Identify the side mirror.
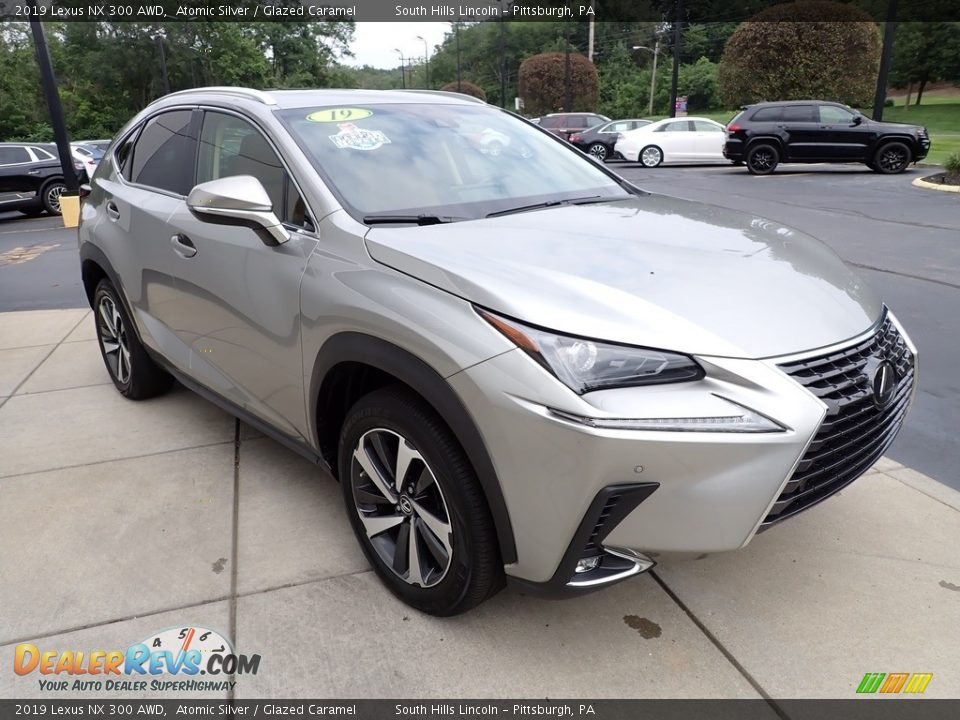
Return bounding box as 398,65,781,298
187,175,289,246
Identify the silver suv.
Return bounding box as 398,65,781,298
79,88,917,615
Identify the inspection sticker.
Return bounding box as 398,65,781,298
328,122,391,151
307,107,374,123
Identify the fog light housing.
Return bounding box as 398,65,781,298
575,556,602,574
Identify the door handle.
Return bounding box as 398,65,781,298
105,201,120,220
170,233,197,258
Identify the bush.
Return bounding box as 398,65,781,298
718,1,881,108
440,81,487,102
518,52,599,116
945,152,960,177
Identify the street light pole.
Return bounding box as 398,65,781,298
394,48,406,89
415,35,430,88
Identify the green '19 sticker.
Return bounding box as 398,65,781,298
306,108,374,123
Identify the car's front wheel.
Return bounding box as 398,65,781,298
93,279,173,399
747,143,779,175
338,386,503,616
872,142,912,174
588,143,608,161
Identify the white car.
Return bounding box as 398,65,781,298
615,117,728,167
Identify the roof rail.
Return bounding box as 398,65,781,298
391,89,486,105
149,87,277,106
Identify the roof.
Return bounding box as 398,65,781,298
151,87,487,109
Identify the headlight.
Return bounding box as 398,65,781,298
478,308,704,394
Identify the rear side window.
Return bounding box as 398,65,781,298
782,105,816,122
0,146,30,164
129,110,197,195
751,107,782,122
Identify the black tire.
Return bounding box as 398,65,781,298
587,143,608,161
872,141,912,174
746,143,779,175
40,179,67,215
93,279,173,400
338,385,503,616
639,145,663,168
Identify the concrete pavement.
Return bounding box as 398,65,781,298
1,308,958,700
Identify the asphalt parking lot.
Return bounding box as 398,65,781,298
1,165,959,701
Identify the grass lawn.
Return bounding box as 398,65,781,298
661,101,960,166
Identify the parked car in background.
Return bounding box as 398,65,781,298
0,142,83,216
72,142,106,182
80,88,916,616
615,117,728,167
569,119,651,161
724,100,931,175
538,112,610,141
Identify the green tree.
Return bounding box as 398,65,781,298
718,1,881,108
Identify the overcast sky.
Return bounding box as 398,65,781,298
347,23,452,69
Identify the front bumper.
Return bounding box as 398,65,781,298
448,313,916,592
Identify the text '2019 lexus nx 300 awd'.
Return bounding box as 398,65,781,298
79,88,916,615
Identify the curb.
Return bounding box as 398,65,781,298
912,176,960,193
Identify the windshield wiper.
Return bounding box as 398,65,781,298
362,213,465,226
485,195,612,218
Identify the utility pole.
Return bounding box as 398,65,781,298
155,34,170,95
394,49,406,89
564,25,573,112
27,7,78,195
872,0,899,121
669,0,682,118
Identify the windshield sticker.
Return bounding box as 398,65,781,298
307,107,373,123
329,123,391,151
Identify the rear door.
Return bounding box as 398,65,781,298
778,105,819,160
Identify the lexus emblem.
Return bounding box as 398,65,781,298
872,360,896,408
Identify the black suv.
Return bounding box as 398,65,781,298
0,143,83,216
724,101,930,175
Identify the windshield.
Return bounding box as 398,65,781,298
277,103,630,221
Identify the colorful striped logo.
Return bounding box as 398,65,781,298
857,672,933,694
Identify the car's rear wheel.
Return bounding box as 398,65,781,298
94,279,173,399
338,386,503,616
747,144,779,175
40,180,67,215
588,143,608,161
873,142,912,174
640,145,663,168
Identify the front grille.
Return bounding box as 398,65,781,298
763,314,915,525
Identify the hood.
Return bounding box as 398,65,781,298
364,196,881,359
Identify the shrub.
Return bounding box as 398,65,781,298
440,81,487,102
518,52,599,116
718,1,881,108
945,152,960,178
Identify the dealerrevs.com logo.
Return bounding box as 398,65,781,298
14,626,260,692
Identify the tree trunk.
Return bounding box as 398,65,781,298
915,77,927,106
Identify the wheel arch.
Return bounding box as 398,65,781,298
309,332,518,564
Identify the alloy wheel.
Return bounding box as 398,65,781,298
641,146,662,167
46,184,65,213
878,146,907,173
97,295,131,384
589,143,608,161
350,428,453,588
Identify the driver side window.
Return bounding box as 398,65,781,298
197,111,309,229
